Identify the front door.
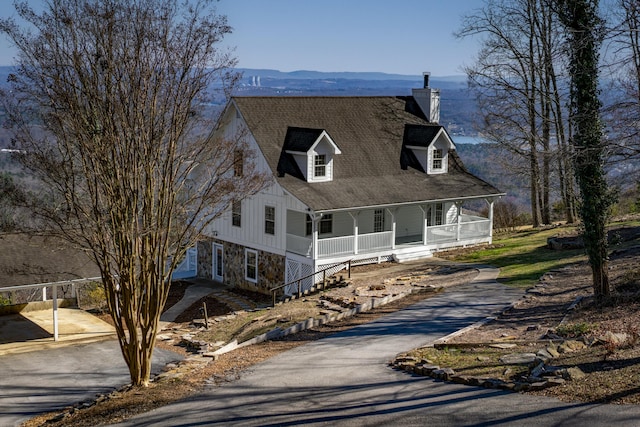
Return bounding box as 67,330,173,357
213,243,224,282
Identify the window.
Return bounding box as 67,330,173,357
432,148,443,170
306,214,312,236
232,200,241,227
245,249,257,283
427,203,444,226
314,154,326,177
434,203,444,226
374,209,385,233
319,214,332,234
264,206,275,235
234,150,244,177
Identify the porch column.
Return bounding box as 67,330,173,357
487,198,495,239
419,205,428,245
311,213,320,259
456,202,463,241
52,285,59,341
387,208,397,249
349,211,360,255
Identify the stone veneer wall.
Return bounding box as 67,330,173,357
197,239,286,295
197,240,213,280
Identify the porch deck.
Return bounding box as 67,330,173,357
286,216,491,259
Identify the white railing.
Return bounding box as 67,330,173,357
358,231,393,252
460,219,491,239
318,235,354,257
286,234,312,257
286,218,491,259
427,224,457,243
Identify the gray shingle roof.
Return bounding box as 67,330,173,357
233,96,502,211
283,127,326,153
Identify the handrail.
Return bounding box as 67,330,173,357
270,260,352,307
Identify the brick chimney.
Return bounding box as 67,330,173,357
412,72,440,123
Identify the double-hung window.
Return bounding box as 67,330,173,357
232,200,241,227
265,206,275,235
432,148,443,170
314,154,326,178
245,249,257,283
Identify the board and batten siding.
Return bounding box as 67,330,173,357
207,107,310,256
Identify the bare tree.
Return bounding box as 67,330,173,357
458,0,577,226
604,0,640,166
0,0,267,386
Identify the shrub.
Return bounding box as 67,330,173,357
555,322,594,338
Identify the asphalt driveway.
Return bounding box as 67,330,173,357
0,341,181,427
116,268,640,426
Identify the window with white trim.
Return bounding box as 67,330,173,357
232,200,241,227
264,206,275,235
432,148,443,170
374,209,385,233
427,203,444,226
245,249,257,283
314,154,326,178
434,203,444,226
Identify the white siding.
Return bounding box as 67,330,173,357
207,105,311,256
445,203,457,224
395,206,423,237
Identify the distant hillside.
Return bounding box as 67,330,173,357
234,69,476,136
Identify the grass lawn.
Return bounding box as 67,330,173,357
450,219,640,288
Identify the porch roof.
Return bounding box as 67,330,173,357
234,96,502,211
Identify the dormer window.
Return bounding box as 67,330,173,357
314,154,326,178
404,125,454,175
283,127,341,183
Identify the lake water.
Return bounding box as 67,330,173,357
451,135,488,145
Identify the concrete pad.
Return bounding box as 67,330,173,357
0,308,115,356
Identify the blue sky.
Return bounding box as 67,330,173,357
0,0,483,76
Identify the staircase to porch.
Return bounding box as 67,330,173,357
392,246,433,263
277,273,350,305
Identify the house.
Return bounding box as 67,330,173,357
196,75,503,295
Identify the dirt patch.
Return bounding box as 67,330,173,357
422,226,640,404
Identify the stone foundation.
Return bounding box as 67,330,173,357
197,239,286,295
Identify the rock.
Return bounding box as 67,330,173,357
432,368,455,380
558,340,586,353
527,324,541,331
546,346,560,358
450,375,471,385
490,343,517,349
499,353,537,365
564,366,586,380
530,362,545,378
536,349,553,361
477,356,491,362
513,382,530,392
156,334,173,341
503,368,513,377
546,378,566,387
420,364,440,374
529,381,550,391
600,331,629,347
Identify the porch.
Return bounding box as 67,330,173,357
286,207,493,260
